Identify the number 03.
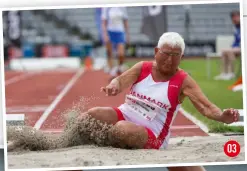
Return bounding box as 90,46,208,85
228,144,237,153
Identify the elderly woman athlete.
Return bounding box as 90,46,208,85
80,32,239,149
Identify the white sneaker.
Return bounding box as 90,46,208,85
119,64,129,73
226,73,235,80
103,65,111,73
109,66,119,77
214,73,235,80
214,73,227,80
222,73,235,80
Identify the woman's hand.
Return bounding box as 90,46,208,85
101,80,120,96
220,108,239,124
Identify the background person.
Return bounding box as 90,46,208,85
101,7,130,77
214,10,241,80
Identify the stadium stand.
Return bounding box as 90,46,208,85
15,4,239,46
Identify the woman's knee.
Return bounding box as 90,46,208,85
87,107,101,117
85,107,118,124
112,121,129,135
110,121,148,148
221,49,228,56
77,107,100,121
222,48,236,57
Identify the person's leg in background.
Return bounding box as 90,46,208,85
116,31,128,75
117,43,128,74
101,12,115,73
107,31,118,77
108,31,128,78
226,47,241,79
117,43,125,69
105,40,114,72
214,47,241,80
168,166,207,171
221,49,230,77
103,30,114,73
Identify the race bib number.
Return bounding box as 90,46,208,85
125,95,162,121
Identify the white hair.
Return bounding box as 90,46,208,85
157,32,185,54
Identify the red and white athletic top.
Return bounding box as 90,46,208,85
118,61,188,149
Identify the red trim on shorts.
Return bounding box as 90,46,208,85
113,107,125,121
113,107,159,149
143,128,160,149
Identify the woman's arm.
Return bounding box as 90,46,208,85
114,61,143,92
181,75,239,123
101,61,143,96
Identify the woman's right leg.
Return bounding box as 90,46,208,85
78,107,119,125
79,107,150,149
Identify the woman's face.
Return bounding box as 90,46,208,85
154,44,183,74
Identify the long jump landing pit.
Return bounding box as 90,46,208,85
6,69,245,169
7,136,245,169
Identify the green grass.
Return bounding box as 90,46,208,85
126,58,244,133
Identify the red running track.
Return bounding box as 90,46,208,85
5,70,76,127
5,69,208,137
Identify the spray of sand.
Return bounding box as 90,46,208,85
7,96,116,152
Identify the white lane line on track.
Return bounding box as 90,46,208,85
34,68,84,130
5,72,39,86
5,69,77,86
171,125,199,130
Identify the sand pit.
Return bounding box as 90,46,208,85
7,135,244,169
